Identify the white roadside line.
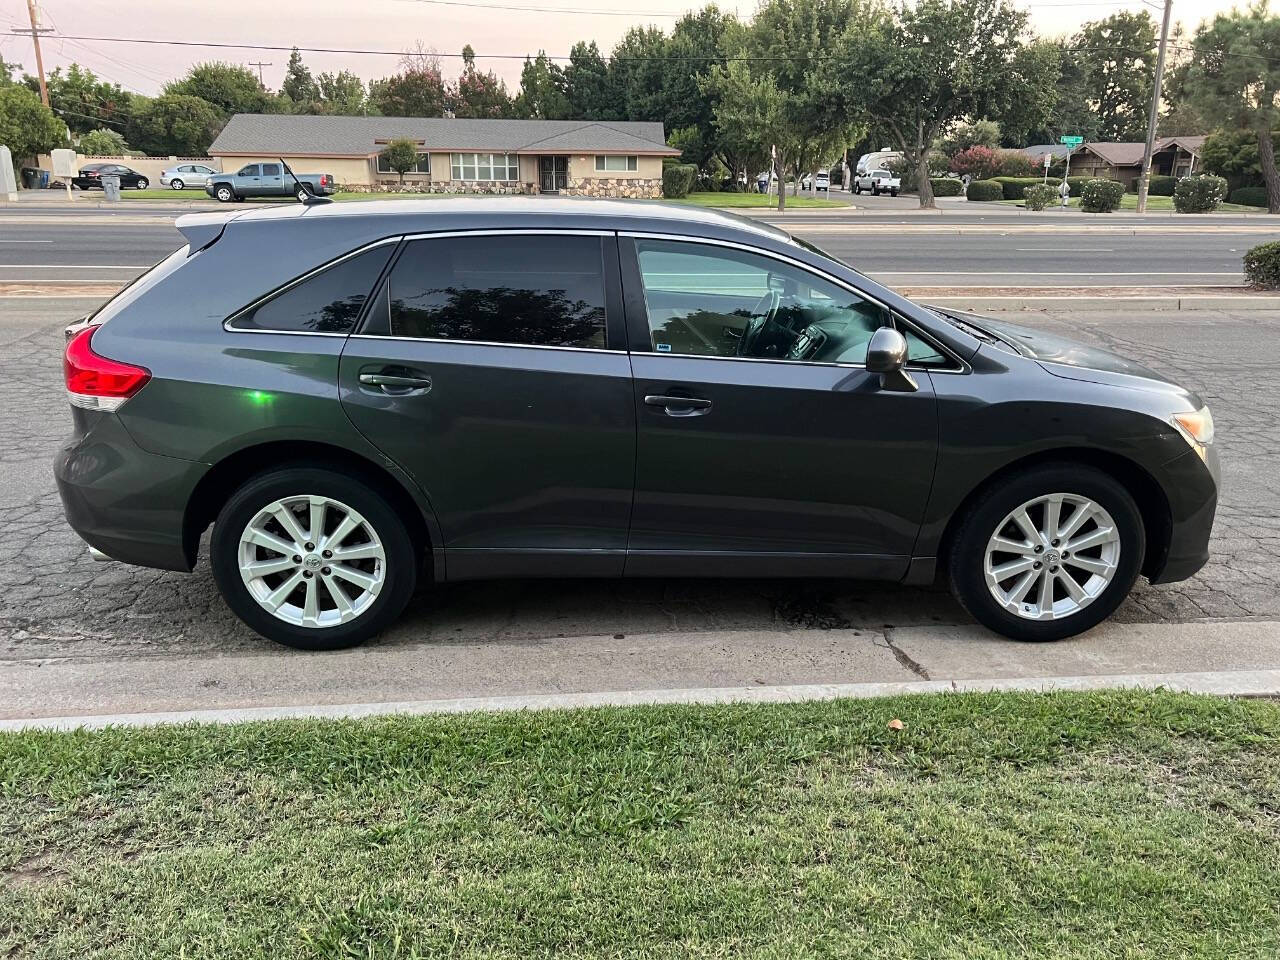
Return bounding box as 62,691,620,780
5,669,1279,731
0,240,53,243
0,264,144,270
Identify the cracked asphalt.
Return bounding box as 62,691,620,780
2,297,1278,670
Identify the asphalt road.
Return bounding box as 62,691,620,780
0,214,1272,287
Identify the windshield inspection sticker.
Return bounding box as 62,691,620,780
656,343,672,352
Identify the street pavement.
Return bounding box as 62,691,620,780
2,295,1278,723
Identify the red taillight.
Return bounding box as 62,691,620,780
64,326,150,411
320,174,329,186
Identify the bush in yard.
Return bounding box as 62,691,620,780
78,127,128,155
966,179,1004,201
993,176,1061,200
1173,174,1228,213
1064,176,1093,197
1023,183,1058,210
1148,175,1177,196
1229,185,1269,207
662,163,697,199
929,177,963,196
950,146,1002,181
1243,241,1280,289
1081,178,1124,212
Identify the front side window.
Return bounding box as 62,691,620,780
238,165,260,177
633,239,888,364
595,155,638,172
449,153,518,181
382,234,606,349
229,245,395,334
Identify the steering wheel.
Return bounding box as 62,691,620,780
738,288,781,357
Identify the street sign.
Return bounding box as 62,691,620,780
1043,153,1052,168
1060,135,1083,146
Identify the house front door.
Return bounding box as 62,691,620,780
539,156,568,193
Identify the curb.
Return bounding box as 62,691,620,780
5,668,1279,731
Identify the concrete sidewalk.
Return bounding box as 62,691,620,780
4,619,1277,729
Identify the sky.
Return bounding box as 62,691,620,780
0,0,1253,97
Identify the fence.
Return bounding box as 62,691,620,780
34,154,222,184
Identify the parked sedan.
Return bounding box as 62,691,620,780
160,163,219,190
71,163,149,190
55,200,1218,650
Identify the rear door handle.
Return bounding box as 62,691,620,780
359,370,432,395
644,394,712,417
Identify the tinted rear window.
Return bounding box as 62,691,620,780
381,234,607,349
229,245,394,334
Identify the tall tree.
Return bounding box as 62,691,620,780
370,47,448,117
661,5,736,164
706,60,793,207
823,0,1030,207
609,27,669,120
125,93,223,155
24,64,130,135
1183,3,1280,213
449,45,511,118
0,83,67,165
988,39,1061,146
1073,12,1157,141
316,71,369,115
281,47,320,105
165,62,272,116
563,41,616,120
513,52,570,119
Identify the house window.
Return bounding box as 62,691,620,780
595,155,638,172
450,153,519,181
377,152,430,174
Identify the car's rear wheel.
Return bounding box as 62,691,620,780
948,463,1144,641
295,186,310,201
169,179,184,190
215,185,234,202
210,467,417,650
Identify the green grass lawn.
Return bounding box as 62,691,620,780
995,194,1258,213
682,191,846,208
3,690,1279,959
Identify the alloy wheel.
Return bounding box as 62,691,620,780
170,180,184,190
237,494,386,629
983,492,1120,621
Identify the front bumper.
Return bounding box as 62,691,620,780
54,411,207,572
1146,444,1220,584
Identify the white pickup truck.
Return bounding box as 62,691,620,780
852,168,900,197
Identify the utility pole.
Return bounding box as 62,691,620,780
1136,0,1174,214
10,0,54,106
249,61,272,85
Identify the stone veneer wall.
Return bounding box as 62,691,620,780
341,177,663,198
562,177,663,199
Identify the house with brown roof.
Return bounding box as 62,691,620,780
208,114,681,197
1070,136,1206,184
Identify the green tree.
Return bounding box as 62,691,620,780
1201,127,1280,191
662,6,737,170
380,137,421,184
1184,3,1280,212
609,27,669,120
165,62,271,116
25,64,130,135
989,39,1062,146
824,0,1031,207
78,127,127,155
281,48,320,105
564,41,616,120
370,48,448,117
316,71,368,115
0,84,67,167
1,57,18,85
512,52,570,119
449,46,511,118
1073,12,1157,141
939,119,1001,156
706,60,792,207
125,94,223,155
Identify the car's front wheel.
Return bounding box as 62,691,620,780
136,178,149,190
948,463,1145,641
210,467,417,650
169,179,184,190
214,185,234,202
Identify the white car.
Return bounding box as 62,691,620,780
853,169,901,197
159,163,219,190
801,172,831,191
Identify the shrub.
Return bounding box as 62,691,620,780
1023,183,1058,211
1229,185,1269,207
1081,178,1124,212
950,146,1001,181
662,164,697,199
1148,175,1177,196
1173,174,1228,213
992,176,1061,200
1064,176,1093,197
994,149,1038,177
929,177,963,196
1243,240,1280,289
966,179,1004,201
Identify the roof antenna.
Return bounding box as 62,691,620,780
282,158,333,205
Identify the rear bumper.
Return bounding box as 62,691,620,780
54,412,207,573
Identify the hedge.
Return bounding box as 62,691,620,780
662,164,697,199
1081,178,1124,213
1125,174,1177,196
1023,183,1058,211
992,176,1061,200
929,177,963,196
1229,186,1269,208
1173,174,1228,213
1064,176,1093,197
966,179,1004,201
1244,241,1280,289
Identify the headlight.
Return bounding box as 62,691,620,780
1171,406,1214,456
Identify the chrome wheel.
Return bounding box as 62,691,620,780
237,495,386,629
983,493,1120,621
169,179,184,190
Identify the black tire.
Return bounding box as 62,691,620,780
947,462,1145,642
169,179,184,190
210,466,418,651
872,185,880,196
214,184,234,203
890,189,898,197
136,178,149,190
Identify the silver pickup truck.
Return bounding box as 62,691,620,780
205,162,335,202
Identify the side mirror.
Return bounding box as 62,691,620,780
866,327,918,393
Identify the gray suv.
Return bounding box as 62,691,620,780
55,199,1218,650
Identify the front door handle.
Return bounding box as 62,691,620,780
359,370,432,395
644,394,712,417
